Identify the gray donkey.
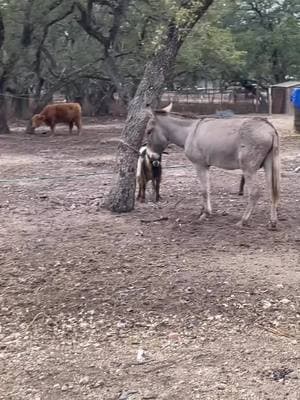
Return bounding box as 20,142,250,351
145,104,280,228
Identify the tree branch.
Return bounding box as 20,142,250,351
0,10,5,51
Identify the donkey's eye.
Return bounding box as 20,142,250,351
146,128,153,135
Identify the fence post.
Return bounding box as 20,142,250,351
295,107,300,133
268,87,272,115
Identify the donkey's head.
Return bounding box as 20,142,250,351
145,103,173,156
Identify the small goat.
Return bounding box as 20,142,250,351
136,145,162,202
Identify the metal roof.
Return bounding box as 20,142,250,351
272,81,300,88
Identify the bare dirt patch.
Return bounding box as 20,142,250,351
0,116,300,400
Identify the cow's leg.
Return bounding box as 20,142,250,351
49,123,55,136
239,175,245,196
195,165,211,219
69,122,74,135
237,170,260,226
75,119,82,135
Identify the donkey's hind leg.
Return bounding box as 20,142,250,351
238,171,260,226
195,165,212,219
264,155,278,229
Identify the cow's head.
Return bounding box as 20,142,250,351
32,114,46,128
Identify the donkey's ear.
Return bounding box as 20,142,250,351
161,102,173,113
145,103,155,118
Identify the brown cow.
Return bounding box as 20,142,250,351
31,102,82,135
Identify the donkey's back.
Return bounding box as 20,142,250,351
185,117,275,171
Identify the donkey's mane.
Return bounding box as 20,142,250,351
154,110,211,119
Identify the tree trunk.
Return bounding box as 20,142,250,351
104,24,183,212
105,1,214,212
0,80,9,134
271,49,286,84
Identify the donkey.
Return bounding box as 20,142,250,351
145,104,280,228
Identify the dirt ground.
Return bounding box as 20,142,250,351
0,115,299,400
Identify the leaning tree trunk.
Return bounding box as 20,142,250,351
105,0,214,212
104,24,184,212
0,80,10,134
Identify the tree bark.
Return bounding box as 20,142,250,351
105,21,183,211
104,0,213,213
104,0,214,212
0,80,9,134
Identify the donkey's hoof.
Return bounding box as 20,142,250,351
267,221,278,231
236,219,248,228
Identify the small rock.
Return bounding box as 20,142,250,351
136,348,146,363
217,383,227,390
280,298,290,304
61,384,68,392
168,332,180,341
289,371,299,380
93,381,104,388
294,166,300,173
119,390,138,400
271,367,293,381
143,390,158,399
79,376,90,385
262,300,272,309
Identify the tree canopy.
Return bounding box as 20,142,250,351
0,0,298,132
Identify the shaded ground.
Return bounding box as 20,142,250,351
0,115,300,400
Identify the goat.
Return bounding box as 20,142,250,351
136,145,163,202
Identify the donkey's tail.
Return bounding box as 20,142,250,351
261,118,280,206
271,128,280,207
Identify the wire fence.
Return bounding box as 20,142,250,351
0,164,194,185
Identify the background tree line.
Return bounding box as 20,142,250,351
0,0,299,134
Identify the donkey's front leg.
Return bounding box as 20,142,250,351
195,165,212,219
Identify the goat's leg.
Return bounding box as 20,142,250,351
152,178,160,202
239,175,245,196
195,165,211,219
137,182,142,201
237,171,260,226
139,181,146,203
